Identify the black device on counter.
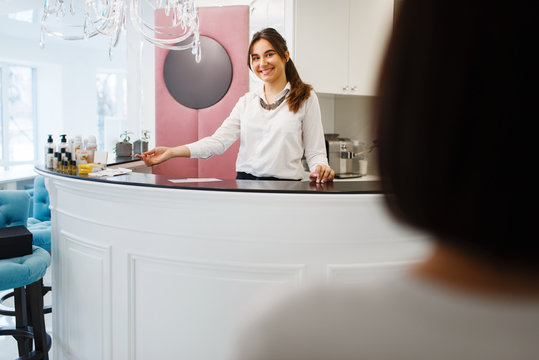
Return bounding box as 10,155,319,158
0,225,33,260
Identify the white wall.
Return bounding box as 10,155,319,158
318,94,335,133
1,1,287,163
0,11,126,164
315,93,380,175
315,94,380,175
334,95,379,175
126,21,155,149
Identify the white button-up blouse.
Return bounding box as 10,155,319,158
186,83,329,180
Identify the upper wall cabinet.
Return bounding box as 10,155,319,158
294,0,394,96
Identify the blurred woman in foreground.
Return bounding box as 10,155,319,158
234,1,538,359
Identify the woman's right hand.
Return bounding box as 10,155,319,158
135,147,173,167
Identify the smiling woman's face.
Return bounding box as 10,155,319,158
250,39,288,85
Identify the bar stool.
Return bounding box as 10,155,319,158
25,176,53,315
1,186,52,317
0,246,52,360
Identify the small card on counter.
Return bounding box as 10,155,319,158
169,178,222,183
89,168,133,177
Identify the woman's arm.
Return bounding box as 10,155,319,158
136,145,190,166
136,95,246,167
302,92,335,182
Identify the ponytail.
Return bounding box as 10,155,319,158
285,59,312,113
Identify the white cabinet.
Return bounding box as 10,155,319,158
294,0,394,96
294,0,349,94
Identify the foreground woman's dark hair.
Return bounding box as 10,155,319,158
376,0,536,273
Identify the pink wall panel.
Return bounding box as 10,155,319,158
198,6,249,179
154,9,198,177
154,6,249,179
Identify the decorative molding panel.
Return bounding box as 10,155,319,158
127,253,304,360
61,231,112,360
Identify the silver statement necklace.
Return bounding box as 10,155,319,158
260,89,289,110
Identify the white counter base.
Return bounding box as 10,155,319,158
41,172,431,360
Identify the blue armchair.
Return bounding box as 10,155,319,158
1,176,51,251
26,176,51,251
1,177,53,318
0,192,52,358
0,191,30,229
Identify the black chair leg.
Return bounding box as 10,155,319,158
14,287,32,356
42,284,52,315
26,278,51,360
1,284,53,316
0,291,16,316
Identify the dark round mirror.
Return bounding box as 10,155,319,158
163,36,233,109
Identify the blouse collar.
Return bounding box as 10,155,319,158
255,82,291,105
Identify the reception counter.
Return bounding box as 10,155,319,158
35,167,431,360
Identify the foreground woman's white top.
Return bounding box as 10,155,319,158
234,275,539,360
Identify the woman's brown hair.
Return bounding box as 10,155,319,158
248,28,312,113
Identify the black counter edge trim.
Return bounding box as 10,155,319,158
35,167,383,194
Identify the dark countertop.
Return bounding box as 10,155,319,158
35,166,383,194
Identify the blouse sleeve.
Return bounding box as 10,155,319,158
302,91,329,171
185,96,244,159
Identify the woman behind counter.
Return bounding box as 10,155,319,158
138,28,335,183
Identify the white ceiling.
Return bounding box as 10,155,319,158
0,0,281,12
0,0,256,14
0,0,42,15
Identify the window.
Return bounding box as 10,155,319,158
0,64,37,169
96,71,127,152
8,10,36,23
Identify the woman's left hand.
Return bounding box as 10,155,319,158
309,164,335,183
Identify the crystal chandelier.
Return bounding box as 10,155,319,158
40,0,201,61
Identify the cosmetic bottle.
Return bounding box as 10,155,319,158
46,148,54,169
56,153,62,172
44,135,56,166
86,135,97,163
72,135,82,160
58,134,69,154
70,160,77,175
53,152,60,171
76,150,89,167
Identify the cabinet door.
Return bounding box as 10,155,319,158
294,0,349,94
348,0,394,96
